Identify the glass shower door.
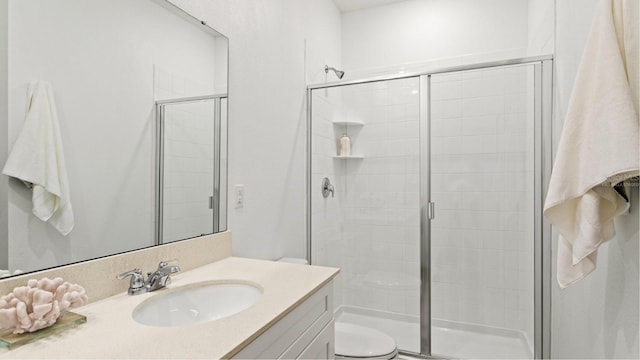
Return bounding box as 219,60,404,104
157,98,221,244
428,64,537,359
310,77,422,353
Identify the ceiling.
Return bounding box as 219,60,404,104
332,0,409,13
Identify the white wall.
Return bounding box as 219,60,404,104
169,0,342,260
7,0,218,272
0,0,7,270
341,0,529,77
527,0,555,55
551,0,640,358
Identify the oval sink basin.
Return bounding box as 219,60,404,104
132,281,263,327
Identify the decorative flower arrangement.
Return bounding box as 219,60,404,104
0,278,87,334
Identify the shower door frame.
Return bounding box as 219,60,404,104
306,55,553,359
155,94,227,245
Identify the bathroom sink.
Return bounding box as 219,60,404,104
132,281,263,327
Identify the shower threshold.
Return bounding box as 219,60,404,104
335,306,533,359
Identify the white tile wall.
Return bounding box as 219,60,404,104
430,65,535,349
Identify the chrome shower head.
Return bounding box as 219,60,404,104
325,65,345,79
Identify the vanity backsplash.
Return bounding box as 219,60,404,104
0,232,232,304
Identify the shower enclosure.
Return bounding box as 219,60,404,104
155,95,228,245
307,57,553,359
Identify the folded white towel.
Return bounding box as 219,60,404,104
2,81,74,235
544,0,639,288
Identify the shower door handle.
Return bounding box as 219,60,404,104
427,202,435,220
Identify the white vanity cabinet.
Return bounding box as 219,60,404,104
233,281,335,359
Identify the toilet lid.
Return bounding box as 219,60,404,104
335,322,397,358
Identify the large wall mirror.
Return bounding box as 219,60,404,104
0,0,228,276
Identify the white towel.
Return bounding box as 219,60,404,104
544,0,639,288
2,81,74,235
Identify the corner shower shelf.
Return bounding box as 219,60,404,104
333,155,364,159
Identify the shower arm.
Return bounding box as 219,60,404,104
325,65,345,80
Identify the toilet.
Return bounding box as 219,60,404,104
334,322,398,359
276,258,398,359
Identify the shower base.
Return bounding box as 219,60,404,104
335,306,533,359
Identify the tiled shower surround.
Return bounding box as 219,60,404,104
311,65,535,357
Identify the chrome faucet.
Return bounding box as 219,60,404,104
146,261,181,292
116,261,181,295
116,268,146,295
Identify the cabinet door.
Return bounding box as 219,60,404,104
298,320,335,360
233,281,333,359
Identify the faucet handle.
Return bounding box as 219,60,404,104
116,269,145,294
321,177,335,198
116,268,142,280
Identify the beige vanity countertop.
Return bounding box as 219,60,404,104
0,257,340,359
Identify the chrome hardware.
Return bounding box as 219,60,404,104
427,202,435,220
116,269,146,295
321,177,334,198
146,260,181,293
116,260,181,295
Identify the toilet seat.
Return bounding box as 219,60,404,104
335,322,398,359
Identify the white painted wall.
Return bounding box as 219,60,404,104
7,0,218,272
341,0,529,76
527,0,555,55
551,0,639,358
0,1,7,270
168,0,342,260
